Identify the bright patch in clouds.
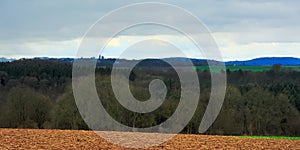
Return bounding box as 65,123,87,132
103,34,203,59
107,38,121,47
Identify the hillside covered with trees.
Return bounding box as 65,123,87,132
0,59,299,136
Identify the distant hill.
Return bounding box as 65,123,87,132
1,57,300,66
225,57,300,66
163,57,300,66
0,57,15,62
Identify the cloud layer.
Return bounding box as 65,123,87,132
0,0,299,60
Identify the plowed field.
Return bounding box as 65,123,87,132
0,129,299,149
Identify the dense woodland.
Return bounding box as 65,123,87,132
0,59,299,136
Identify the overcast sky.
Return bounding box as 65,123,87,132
0,0,299,60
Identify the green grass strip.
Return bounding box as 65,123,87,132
237,136,300,140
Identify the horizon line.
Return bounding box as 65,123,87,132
1,56,300,62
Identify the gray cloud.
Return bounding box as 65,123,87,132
0,0,299,59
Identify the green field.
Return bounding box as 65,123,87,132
237,136,300,140
193,66,300,73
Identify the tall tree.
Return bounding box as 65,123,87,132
7,85,50,128
51,85,87,130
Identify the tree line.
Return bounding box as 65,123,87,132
0,59,299,136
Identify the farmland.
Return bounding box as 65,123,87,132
0,129,300,149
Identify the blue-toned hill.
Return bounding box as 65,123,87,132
226,57,300,66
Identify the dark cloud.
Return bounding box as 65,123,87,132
0,0,298,39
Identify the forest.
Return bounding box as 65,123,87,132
0,58,299,136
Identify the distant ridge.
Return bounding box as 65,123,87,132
225,57,300,66
1,57,300,66
0,57,15,62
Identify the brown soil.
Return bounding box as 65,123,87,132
0,129,299,149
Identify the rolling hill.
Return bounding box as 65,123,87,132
225,57,300,66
